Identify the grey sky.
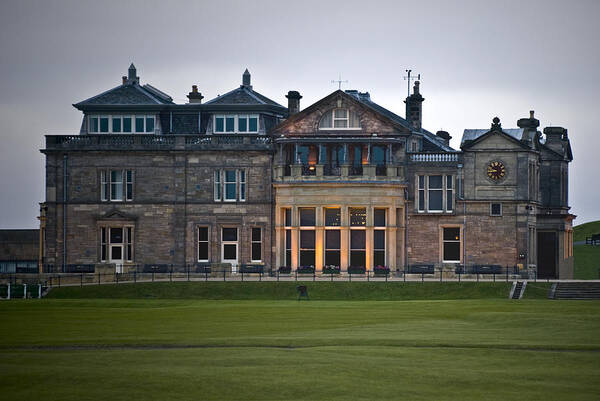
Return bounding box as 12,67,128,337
0,0,598,228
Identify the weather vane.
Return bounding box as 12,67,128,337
331,74,348,90
403,69,421,97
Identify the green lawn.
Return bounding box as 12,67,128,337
574,244,600,279
44,281,549,301
1,298,599,400
573,220,600,242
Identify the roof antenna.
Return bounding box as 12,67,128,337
331,74,348,90
403,70,420,97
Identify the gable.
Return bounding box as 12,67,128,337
272,90,411,136
463,130,528,151
75,84,170,107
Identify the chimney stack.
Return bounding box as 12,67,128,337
122,76,127,85
187,85,204,104
436,130,451,147
242,69,251,89
405,81,424,130
286,91,302,115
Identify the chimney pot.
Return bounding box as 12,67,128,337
187,85,204,104
530,110,535,119
286,90,302,115
122,76,127,85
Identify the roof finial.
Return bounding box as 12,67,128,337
243,69,251,88
491,116,502,130
127,63,138,84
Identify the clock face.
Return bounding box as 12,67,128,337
487,161,506,181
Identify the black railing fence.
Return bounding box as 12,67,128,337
0,264,542,294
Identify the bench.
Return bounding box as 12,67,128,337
64,264,95,273
143,264,170,273
240,264,264,274
470,264,503,274
194,263,211,273
406,264,435,274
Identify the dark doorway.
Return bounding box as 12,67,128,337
537,232,557,279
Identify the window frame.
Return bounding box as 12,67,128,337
214,169,247,203
214,114,259,133
490,202,502,217
88,114,155,134
416,174,454,213
99,224,134,262
101,169,134,202
197,226,210,262
251,227,262,262
440,225,462,264
318,108,361,130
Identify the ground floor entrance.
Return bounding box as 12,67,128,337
537,231,557,279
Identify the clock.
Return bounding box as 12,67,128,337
487,161,506,181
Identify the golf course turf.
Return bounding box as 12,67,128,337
1,283,599,400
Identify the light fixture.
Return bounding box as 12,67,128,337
309,165,315,171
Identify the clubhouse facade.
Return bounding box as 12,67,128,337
40,65,575,279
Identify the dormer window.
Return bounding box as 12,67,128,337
89,114,155,134
319,109,360,130
214,114,259,133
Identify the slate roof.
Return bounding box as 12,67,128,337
345,90,456,152
205,85,285,108
461,128,524,147
74,82,174,108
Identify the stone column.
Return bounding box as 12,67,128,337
316,227,324,271
291,228,299,269
366,228,373,271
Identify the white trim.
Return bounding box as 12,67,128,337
214,114,259,133
88,114,156,134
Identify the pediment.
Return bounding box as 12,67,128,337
272,90,412,136
464,130,528,151
95,209,137,222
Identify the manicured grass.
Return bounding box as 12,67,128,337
1,299,599,400
573,220,600,242
574,244,600,279
45,281,545,300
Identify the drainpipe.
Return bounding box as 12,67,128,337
404,188,408,271
63,154,68,272
458,163,466,266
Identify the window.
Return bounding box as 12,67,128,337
214,171,221,201
299,208,316,226
89,115,155,134
214,169,247,202
198,227,209,262
318,109,360,129
325,208,341,226
100,225,133,263
442,227,461,263
374,230,385,266
417,175,454,213
222,227,238,266
350,207,366,226
374,209,386,227
251,227,262,262
350,230,366,267
285,229,292,267
224,170,236,201
214,114,259,133
101,170,133,202
284,208,292,227
490,203,502,216
325,230,341,267
300,230,315,267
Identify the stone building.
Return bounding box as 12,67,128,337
40,65,574,278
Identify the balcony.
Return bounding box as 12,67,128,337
277,163,402,181
44,134,272,152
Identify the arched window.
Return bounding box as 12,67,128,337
319,109,360,129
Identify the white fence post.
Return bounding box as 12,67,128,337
23,284,27,299
7,283,10,300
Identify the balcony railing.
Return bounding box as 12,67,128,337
45,134,272,151
375,165,387,176
302,165,316,176
323,165,341,176
409,153,459,162
349,165,363,176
